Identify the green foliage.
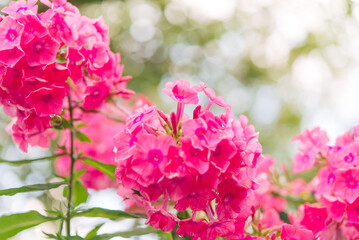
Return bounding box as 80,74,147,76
0,154,67,165
0,211,59,239
74,207,145,219
84,224,105,240
86,227,158,240
63,181,88,207
75,130,91,143
81,158,116,181
0,182,66,196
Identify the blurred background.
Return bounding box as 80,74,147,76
1,0,359,238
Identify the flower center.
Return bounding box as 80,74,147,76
302,154,309,163
33,41,44,53
41,93,53,102
6,29,18,42
148,149,163,164
344,153,354,163
327,173,335,185
133,113,144,124
346,177,358,189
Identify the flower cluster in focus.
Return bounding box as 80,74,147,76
0,0,133,152
115,80,264,239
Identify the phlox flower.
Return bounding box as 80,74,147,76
22,35,60,66
300,203,328,235
0,17,24,51
280,224,314,240
333,168,359,203
162,79,199,104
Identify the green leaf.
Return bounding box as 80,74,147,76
0,211,58,239
0,154,67,165
73,180,88,207
73,169,87,181
81,158,116,181
0,182,66,196
75,131,91,143
74,208,145,220
87,227,158,240
84,223,105,240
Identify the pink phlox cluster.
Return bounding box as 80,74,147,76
0,0,133,152
114,80,264,239
292,127,329,174
291,125,359,238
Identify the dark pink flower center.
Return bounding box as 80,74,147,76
33,41,44,53
223,193,234,205
346,177,358,189
41,93,53,102
133,113,144,124
327,173,335,185
148,149,163,164
207,120,219,133
195,127,206,140
25,24,34,33
6,29,18,41
16,7,28,13
301,154,309,163
344,153,354,163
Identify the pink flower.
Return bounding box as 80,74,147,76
22,35,60,66
162,79,199,104
347,197,359,223
146,209,178,232
26,86,66,116
216,178,249,220
0,17,24,51
82,81,110,110
202,220,236,240
181,137,210,174
280,224,314,240
66,47,84,83
292,150,317,174
314,167,336,196
333,168,359,204
18,13,48,44
131,133,175,186
177,218,207,238
321,195,347,222
0,46,24,67
300,203,328,235
1,0,38,17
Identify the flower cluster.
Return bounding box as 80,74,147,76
288,126,359,239
114,80,264,239
0,0,133,152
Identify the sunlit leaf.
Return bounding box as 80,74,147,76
74,208,145,219
0,182,66,196
81,158,116,181
0,211,58,239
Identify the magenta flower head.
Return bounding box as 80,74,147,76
0,0,133,152
114,80,264,238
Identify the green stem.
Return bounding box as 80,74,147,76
0,154,67,165
66,95,76,236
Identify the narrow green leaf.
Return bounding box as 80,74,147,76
73,180,88,207
73,169,87,181
0,211,58,239
0,182,66,196
84,223,105,240
81,158,116,181
74,208,145,220
87,227,158,240
0,154,67,165
75,131,91,143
